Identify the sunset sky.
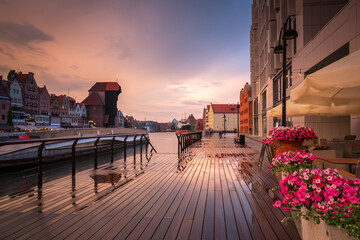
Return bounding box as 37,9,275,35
0,0,252,122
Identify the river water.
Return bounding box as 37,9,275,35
0,132,179,197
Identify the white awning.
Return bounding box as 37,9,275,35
291,49,360,107
268,100,360,117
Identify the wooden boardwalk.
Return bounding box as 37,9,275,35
0,136,300,239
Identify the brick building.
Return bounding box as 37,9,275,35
16,72,39,119
39,86,50,115
82,82,121,127
0,82,11,125
240,83,253,134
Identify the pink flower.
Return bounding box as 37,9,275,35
273,200,282,208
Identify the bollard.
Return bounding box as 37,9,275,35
240,135,245,145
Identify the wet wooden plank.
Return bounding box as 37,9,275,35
0,137,301,240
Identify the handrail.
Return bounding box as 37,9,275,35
0,133,146,146
176,131,202,171
0,132,157,205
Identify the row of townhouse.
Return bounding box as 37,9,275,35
250,0,360,139
0,72,88,128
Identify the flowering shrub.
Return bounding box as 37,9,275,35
273,168,360,238
262,126,316,144
270,150,317,174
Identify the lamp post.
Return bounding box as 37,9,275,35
273,16,298,127
223,114,226,134
237,102,240,137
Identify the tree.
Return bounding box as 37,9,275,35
7,70,16,81
7,109,13,126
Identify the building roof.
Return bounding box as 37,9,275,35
82,92,104,106
211,104,238,113
89,82,121,92
39,87,44,93
16,74,29,84
0,82,10,99
58,95,65,102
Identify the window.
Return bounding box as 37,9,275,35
2,115,5,121
293,18,297,54
2,104,5,110
273,66,292,104
273,76,281,104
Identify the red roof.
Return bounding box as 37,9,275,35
16,74,29,84
58,95,65,102
82,92,104,106
211,104,238,113
79,103,84,108
89,82,121,92
39,87,44,93
0,82,9,98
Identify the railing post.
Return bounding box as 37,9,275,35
94,137,100,169
140,135,143,169
37,141,45,212
71,139,78,197
110,136,116,163
124,136,128,169
133,135,137,168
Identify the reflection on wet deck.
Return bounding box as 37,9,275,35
0,135,300,239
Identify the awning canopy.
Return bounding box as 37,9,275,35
267,100,360,117
291,49,360,107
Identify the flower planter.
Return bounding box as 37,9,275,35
273,140,304,157
275,171,289,183
290,209,302,238
301,218,356,240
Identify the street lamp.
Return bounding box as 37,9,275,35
223,114,226,134
237,102,240,137
273,16,298,127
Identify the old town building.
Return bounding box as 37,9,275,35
7,75,25,125
206,104,238,132
82,82,121,128
240,83,253,134
16,72,40,119
0,81,11,125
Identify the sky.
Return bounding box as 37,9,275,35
0,0,252,122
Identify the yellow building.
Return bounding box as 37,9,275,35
207,104,239,132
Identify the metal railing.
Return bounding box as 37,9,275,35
176,131,202,170
0,133,157,211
